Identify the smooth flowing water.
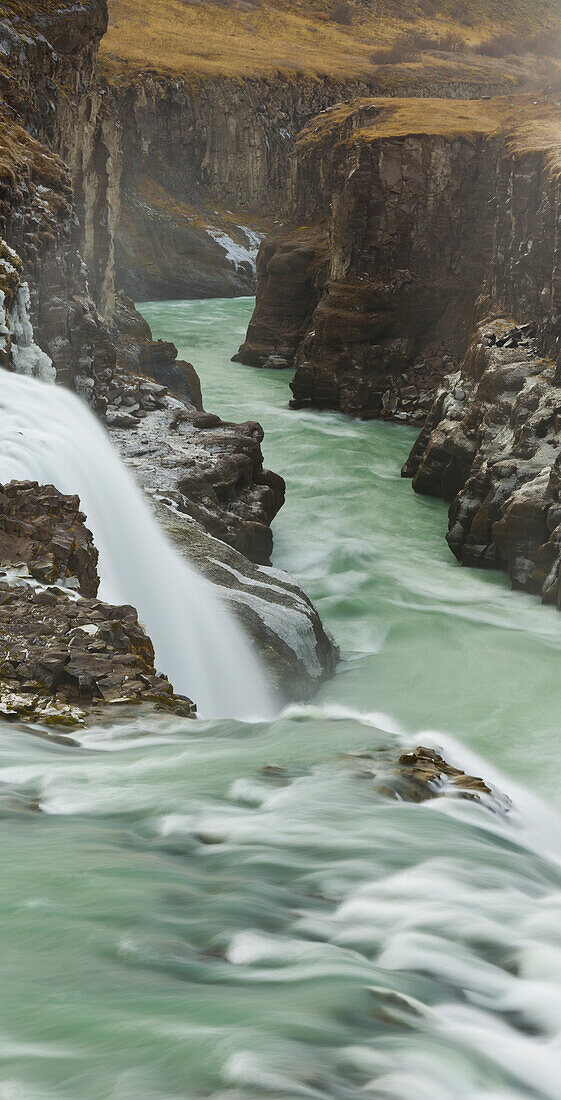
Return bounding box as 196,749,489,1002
3,298,561,1099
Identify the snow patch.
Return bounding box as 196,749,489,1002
206,226,263,274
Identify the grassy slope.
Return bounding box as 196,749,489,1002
296,94,561,148
101,0,561,80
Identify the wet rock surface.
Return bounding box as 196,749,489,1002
0,479,195,728
346,746,502,809
155,501,338,701
105,372,285,566
404,317,561,604
260,745,505,812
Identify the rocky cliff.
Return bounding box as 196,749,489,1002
98,0,561,302
235,90,561,611
400,115,561,606
0,0,338,712
237,96,561,418
108,72,514,302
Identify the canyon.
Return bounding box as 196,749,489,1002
7,6,561,1093
0,0,341,719
3,0,561,721
235,88,561,609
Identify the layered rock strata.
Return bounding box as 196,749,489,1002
0,480,195,728
106,64,514,300
237,96,561,422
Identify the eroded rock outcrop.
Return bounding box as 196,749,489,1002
237,96,561,423
404,318,561,602
106,373,285,566
0,480,195,727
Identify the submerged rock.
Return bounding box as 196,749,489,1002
346,745,505,810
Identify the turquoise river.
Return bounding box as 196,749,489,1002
3,297,561,1099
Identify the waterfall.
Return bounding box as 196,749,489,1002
0,371,275,719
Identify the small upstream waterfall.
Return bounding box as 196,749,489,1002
0,371,275,719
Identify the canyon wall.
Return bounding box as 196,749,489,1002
0,1,337,704
108,71,513,302
237,87,561,607
404,139,561,606
237,98,561,419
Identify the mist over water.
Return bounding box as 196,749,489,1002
3,298,561,1098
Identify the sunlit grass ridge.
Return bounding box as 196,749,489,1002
102,0,561,80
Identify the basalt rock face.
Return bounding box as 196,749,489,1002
110,75,377,301
0,1,120,399
238,97,561,423
106,376,285,566
404,318,561,602
400,118,561,603
237,98,503,418
108,72,512,303
0,0,121,324
0,480,195,728
0,481,99,597
289,131,494,418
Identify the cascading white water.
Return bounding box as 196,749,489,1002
0,371,275,719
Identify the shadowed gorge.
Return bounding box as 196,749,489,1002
4,0,561,1096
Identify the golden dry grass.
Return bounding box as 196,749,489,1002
293,93,561,177
130,172,271,235
101,0,561,80
0,120,68,190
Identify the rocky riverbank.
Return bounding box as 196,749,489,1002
0,481,195,729
403,317,561,605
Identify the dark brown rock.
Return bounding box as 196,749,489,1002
404,317,561,599
0,481,99,597
346,745,501,808
0,479,195,726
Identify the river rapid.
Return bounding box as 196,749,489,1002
3,297,561,1098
